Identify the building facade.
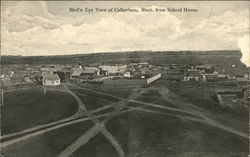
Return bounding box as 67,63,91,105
42,74,61,86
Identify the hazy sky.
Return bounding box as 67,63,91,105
1,1,249,56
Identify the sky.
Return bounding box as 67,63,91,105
1,1,249,56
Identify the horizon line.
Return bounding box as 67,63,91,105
1,49,241,57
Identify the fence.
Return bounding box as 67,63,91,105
146,73,161,84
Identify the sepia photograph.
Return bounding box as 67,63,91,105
0,1,249,157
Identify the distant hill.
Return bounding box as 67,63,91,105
1,50,243,65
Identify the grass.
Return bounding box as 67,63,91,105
72,88,120,102
156,81,249,135
106,111,248,157
3,85,248,157
2,88,78,135
2,121,95,157
77,83,138,98
153,99,177,108
140,89,162,97
173,86,248,122
135,96,161,103
3,79,248,157
76,94,112,111
71,134,117,157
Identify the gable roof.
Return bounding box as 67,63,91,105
43,74,60,81
72,68,96,76
81,69,96,74
187,71,200,77
72,69,83,76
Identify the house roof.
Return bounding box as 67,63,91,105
43,74,60,81
196,64,212,69
72,69,96,76
72,69,83,76
82,69,96,74
187,71,200,76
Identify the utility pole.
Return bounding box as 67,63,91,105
43,86,47,95
1,89,3,106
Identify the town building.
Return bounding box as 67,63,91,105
196,64,214,73
99,65,127,74
9,71,14,77
53,70,72,82
71,68,97,79
80,69,97,79
85,67,100,76
243,89,250,100
71,69,83,78
183,71,200,81
41,65,58,71
99,69,109,76
123,71,131,78
23,76,31,82
0,74,5,79
42,73,61,86
205,74,218,82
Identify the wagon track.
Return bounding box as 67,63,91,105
2,83,248,157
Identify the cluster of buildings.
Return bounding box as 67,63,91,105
216,85,250,109
0,71,14,80
2,62,248,87
183,64,249,83
40,62,161,86
1,64,43,85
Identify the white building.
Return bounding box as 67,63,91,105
0,74,5,79
85,67,100,76
123,72,131,78
9,71,14,77
42,74,60,86
99,65,127,74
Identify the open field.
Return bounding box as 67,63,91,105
67,82,249,136
2,121,94,157
76,94,112,110
72,88,121,102
2,111,248,157
1,79,249,157
2,88,78,135
106,111,248,157
72,83,139,99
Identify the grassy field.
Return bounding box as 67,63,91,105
154,80,249,134
2,79,249,156
2,88,78,135
2,121,95,157
3,111,248,157
71,133,118,157
72,88,120,102
106,111,248,157
134,89,177,108
76,94,112,111
2,83,249,157
74,83,138,99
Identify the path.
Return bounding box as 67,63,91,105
158,85,248,139
2,83,248,156
58,85,126,157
